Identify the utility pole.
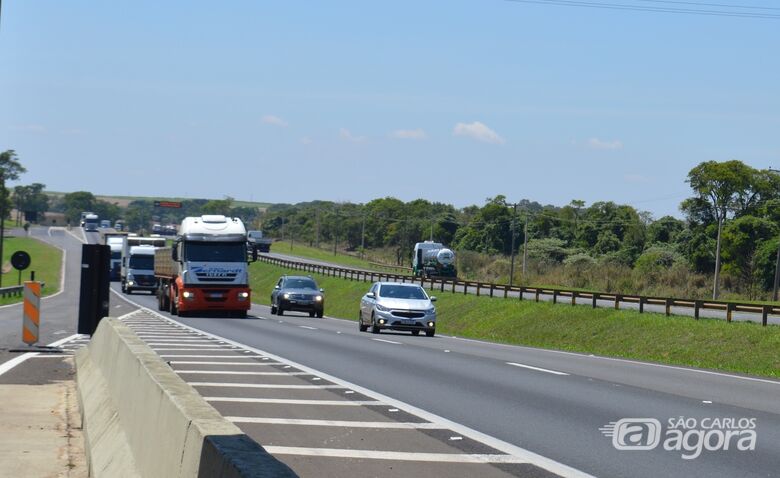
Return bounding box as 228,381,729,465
713,216,724,300
280,215,285,242
333,209,338,256
509,203,518,285
315,209,320,249
522,213,529,278
360,213,366,259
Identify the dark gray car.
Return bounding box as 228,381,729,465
270,275,325,317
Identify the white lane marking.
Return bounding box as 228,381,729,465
121,306,595,478
226,417,445,429
703,400,713,404
187,382,342,389
139,338,216,342
444,350,450,353
299,326,318,330
0,333,83,377
170,361,281,366
205,397,379,406
372,338,402,345
153,348,235,351
507,362,569,376
450,436,463,441
388,408,399,412
262,447,527,463
158,355,265,359
177,371,310,376
447,336,780,387
147,343,227,347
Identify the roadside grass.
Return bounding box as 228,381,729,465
0,236,63,305
249,260,780,378
269,242,384,271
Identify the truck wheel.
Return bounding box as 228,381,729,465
170,293,178,316
157,292,165,311
235,311,247,318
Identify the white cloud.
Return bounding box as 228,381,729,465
262,115,289,127
300,137,312,145
390,128,427,140
339,128,366,143
452,121,504,144
587,137,623,150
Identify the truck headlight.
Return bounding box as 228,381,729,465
238,291,249,301
182,291,195,300
314,295,322,302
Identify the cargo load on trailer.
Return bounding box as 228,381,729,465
412,241,457,278
155,215,257,318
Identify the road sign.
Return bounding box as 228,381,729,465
11,250,30,270
22,281,41,345
154,201,182,208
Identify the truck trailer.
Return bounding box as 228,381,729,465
101,231,129,281
121,236,166,294
412,241,457,278
155,215,256,318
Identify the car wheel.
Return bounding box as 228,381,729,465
121,282,126,293
278,306,284,316
426,329,435,337
359,312,368,332
371,313,380,334
316,311,324,318
309,311,315,318
271,304,277,314
411,330,420,336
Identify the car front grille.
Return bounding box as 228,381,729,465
391,310,425,319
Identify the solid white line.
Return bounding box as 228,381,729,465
169,361,281,366
177,371,310,376
153,348,235,351
299,326,318,330
147,343,225,347
0,333,83,377
261,447,526,463
187,382,341,389
507,362,569,376
205,397,379,406
158,355,264,359
226,417,444,429
120,305,595,478
372,338,402,345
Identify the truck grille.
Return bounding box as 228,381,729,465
203,289,229,302
135,275,157,286
195,272,237,282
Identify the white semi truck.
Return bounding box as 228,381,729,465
155,215,256,318
101,231,129,281
83,213,99,232
121,236,166,294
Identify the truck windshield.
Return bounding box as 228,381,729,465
111,251,121,260
184,242,246,262
129,255,154,269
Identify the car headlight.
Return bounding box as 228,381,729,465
426,307,436,314
375,303,389,312
283,293,290,299
314,295,322,302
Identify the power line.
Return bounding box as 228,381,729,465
504,0,780,19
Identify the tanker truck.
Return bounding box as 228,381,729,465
155,215,257,318
412,241,457,278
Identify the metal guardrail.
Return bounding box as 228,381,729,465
258,255,780,326
367,261,413,272
0,282,45,298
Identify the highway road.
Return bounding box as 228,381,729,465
117,284,780,478
3,227,779,477
266,252,780,325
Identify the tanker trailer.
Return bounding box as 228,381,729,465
412,241,457,278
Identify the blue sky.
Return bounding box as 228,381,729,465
1,0,778,217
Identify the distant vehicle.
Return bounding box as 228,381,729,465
247,230,273,253
100,220,112,228
83,213,99,232
114,220,125,231
152,223,163,234
121,236,166,294
79,211,95,227
162,224,177,236
412,241,457,278
101,231,129,281
270,275,324,317
359,282,437,336
155,215,256,318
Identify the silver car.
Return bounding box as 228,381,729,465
359,282,437,337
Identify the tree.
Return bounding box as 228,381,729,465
683,160,758,298
721,216,778,296
62,191,96,224
0,150,27,288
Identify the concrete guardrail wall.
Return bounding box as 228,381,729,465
75,317,297,478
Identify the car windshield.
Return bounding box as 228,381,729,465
284,278,317,290
378,285,427,300
184,241,246,262
129,255,154,270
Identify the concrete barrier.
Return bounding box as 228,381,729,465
75,317,297,478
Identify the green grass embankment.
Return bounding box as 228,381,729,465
269,242,386,271
249,260,780,378
0,236,63,305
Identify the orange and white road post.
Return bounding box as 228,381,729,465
22,281,41,346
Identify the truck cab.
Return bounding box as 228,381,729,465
121,245,158,294
83,214,99,232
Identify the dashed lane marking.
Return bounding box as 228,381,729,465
506,362,569,376
371,338,402,345
169,361,283,366
187,382,343,389
177,370,311,376
226,417,446,429
205,397,380,406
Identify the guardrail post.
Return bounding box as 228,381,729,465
552,290,558,304
665,299,672,317
614,295,621,310
639,297,645,313
503,286,508,299
592,293,598,308
762,306,769,326
694,300,701,320
535,289,540,302
518,286,524,301
489,284,494,298
452,280,456,294
571,291,576,306
726,303,733,322
440,280,445,292
463,283,468,295
476,283,481,297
